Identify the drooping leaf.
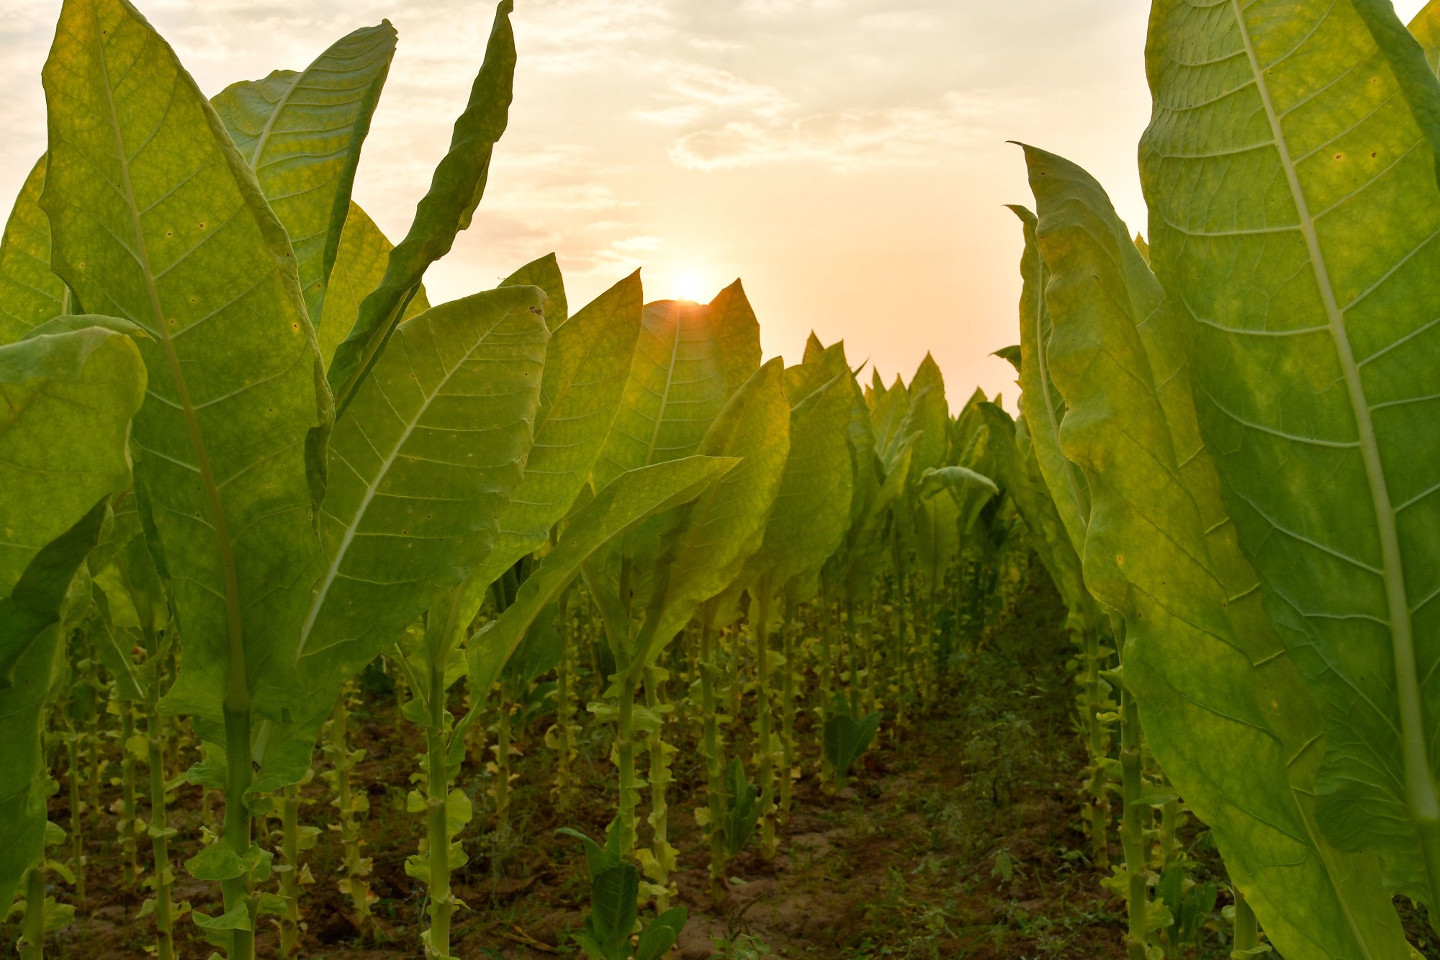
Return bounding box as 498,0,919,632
627,359,790,672
41,0,329,728
1025,142,1412,959
317,203,431,370
979,404,1094,629
1414,2,1440,74
239,286,549,792
466,456,736,695
1141,0,1440,919
0,625,65,914
744,363,854,600
0,325,144,910
592,282,761,488
299,284,547,659
1009,203,1089,560
0,327,144,633
0,158,68,340
327,1,517,412
448,269,642,640
212,21,396,325
500,251,568,330
900,353,949,477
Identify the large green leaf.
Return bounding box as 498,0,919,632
298,284,548,659
593,282,761,488
0,624,64,911
1009,204,1088,554
213,22,395,326
747,362,854,599
869,373,909,473
242,285,547,792
1411,2,1440,73
466,456,736,695
1025,143,1412,959
501,251,568,331
327,1,517,412
0,158,68,341
1140,0,1440,913
41,0,329,726
317,202,430,370
898,353,949,479
0,327,144,607
627,359,790,672
0,324,144,911
977,403,1093,629
449,269,642,632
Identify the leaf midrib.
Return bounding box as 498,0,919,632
248,71,303,169
96,17,249,705
299,309,513,652
1230,0,1432,850
644,312,686,468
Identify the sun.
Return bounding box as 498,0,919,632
671,268,710,304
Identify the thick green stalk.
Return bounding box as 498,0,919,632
86,642,101,824
67,728,85,909
145,705,174,960
328,689,373,931
1231,890,1258,957
611,553,641,859
426,645,453,959
279,786,301,960
699,612,728,905
221,702,255,960
1081,628,1110,870
818,581,833,732
890,529,908,730
1118,688,1149,960
754,575,776,859
493,688,512,832
553,592,575,810
21,862,44,960
845,589,861,720
778,593,797,825
643,663,673,910
727,626,744,728
862,599,878,719
119,699,139,887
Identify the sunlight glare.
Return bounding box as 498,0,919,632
671,269,710,304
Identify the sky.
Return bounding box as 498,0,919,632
0,0,1430,407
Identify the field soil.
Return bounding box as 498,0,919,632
44,573,1162,959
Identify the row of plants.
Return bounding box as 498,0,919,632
1002,0,1440,957
0,1,1037,957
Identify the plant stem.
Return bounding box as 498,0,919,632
279,785,301,960
644,662,673,910
21,861,44,960
426,640,453,959
222,701,255,960
554,591,575,811
616,668,638,857
845,588,861,720
778,591,797,825
698,608,728,905
145,703,174,960
1082,626,1110,870
755,574,776,859
67,727,86,909
494,686,512,832
120,698,139,888
1118,686,1149,960
1231,889,1258,957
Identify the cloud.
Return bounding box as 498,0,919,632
669,91,1006,171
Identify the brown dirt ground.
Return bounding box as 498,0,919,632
32,572,1172,959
